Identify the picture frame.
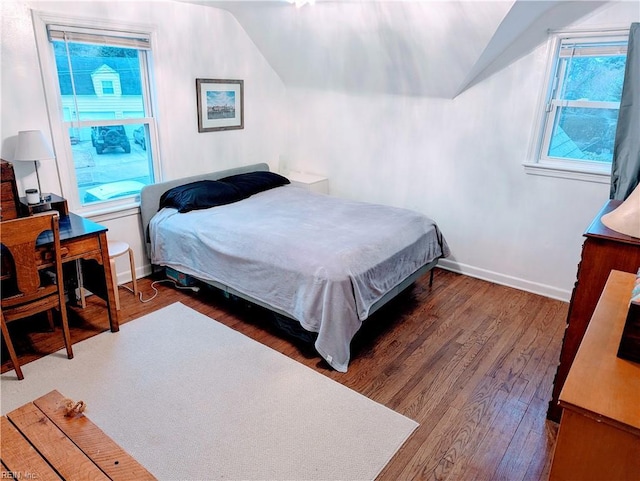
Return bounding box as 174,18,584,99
196,79,244,132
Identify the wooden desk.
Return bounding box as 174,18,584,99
1,390,156,480
1,212,119,332
549,271,640,481
42,212,120,332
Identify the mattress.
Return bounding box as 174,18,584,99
149,184,449,371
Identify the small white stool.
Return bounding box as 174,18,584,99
108,241,138,310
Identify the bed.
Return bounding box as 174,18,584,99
140,163,449,372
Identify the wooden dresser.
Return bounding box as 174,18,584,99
1,159,20,221
549,270,640,480
547,200,640,422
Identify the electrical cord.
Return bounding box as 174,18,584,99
120,278,200,303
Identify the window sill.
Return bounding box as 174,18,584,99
523,161,611,184
80,201,141,223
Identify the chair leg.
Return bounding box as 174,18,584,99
58,304,73,360
110,258,121,311
1,313,24,380
46,310,55,331
127,247,138,298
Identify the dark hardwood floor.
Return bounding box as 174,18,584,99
1,268,567,480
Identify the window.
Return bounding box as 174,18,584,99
101,80,115,95
526,30,628,182
34,15,160,212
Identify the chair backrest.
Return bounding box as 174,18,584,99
1,212,62,306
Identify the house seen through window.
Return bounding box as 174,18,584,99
42,23,158,209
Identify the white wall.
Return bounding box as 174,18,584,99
2,0,637,300
1,0,286,283
282,2,639,301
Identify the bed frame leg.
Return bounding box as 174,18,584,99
429,269,434,287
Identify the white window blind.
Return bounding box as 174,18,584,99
47,25,151,50
558,36,628,57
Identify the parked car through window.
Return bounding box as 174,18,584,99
91,125,131,154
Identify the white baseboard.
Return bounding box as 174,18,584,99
437,259,571,302
115,263,153,286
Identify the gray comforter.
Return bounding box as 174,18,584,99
149,185,449,371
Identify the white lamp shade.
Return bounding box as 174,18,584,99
601,182,640,239
14,130,54,161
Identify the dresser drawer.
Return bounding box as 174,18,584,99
1,181,16,201
1,160,20,221
37,236,102,266
62,236,101,261
1,182,18,220
1,161,15,182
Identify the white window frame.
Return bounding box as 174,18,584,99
101,80,115,95
32,11,162,216
524,27,629,183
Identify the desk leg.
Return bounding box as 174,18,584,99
98,232,119,332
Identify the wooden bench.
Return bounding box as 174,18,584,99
1,390,156,480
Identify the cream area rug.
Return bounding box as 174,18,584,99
1,302,417,480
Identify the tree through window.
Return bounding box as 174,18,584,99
530,30,629,180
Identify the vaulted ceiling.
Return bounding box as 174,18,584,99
179,0,608,98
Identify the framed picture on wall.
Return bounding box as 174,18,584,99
196,79,244,132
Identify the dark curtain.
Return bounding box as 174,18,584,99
610,22,640,200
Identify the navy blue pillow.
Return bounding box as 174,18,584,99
159,180,245,213
219,171,290,197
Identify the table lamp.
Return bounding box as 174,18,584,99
601,182,640,238
14,129,54,203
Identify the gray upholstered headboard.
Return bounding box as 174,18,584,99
140,162,270,250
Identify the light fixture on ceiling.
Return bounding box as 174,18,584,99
288,0,315,8
601,182,640,239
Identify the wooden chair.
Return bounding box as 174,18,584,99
0,212,73,380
